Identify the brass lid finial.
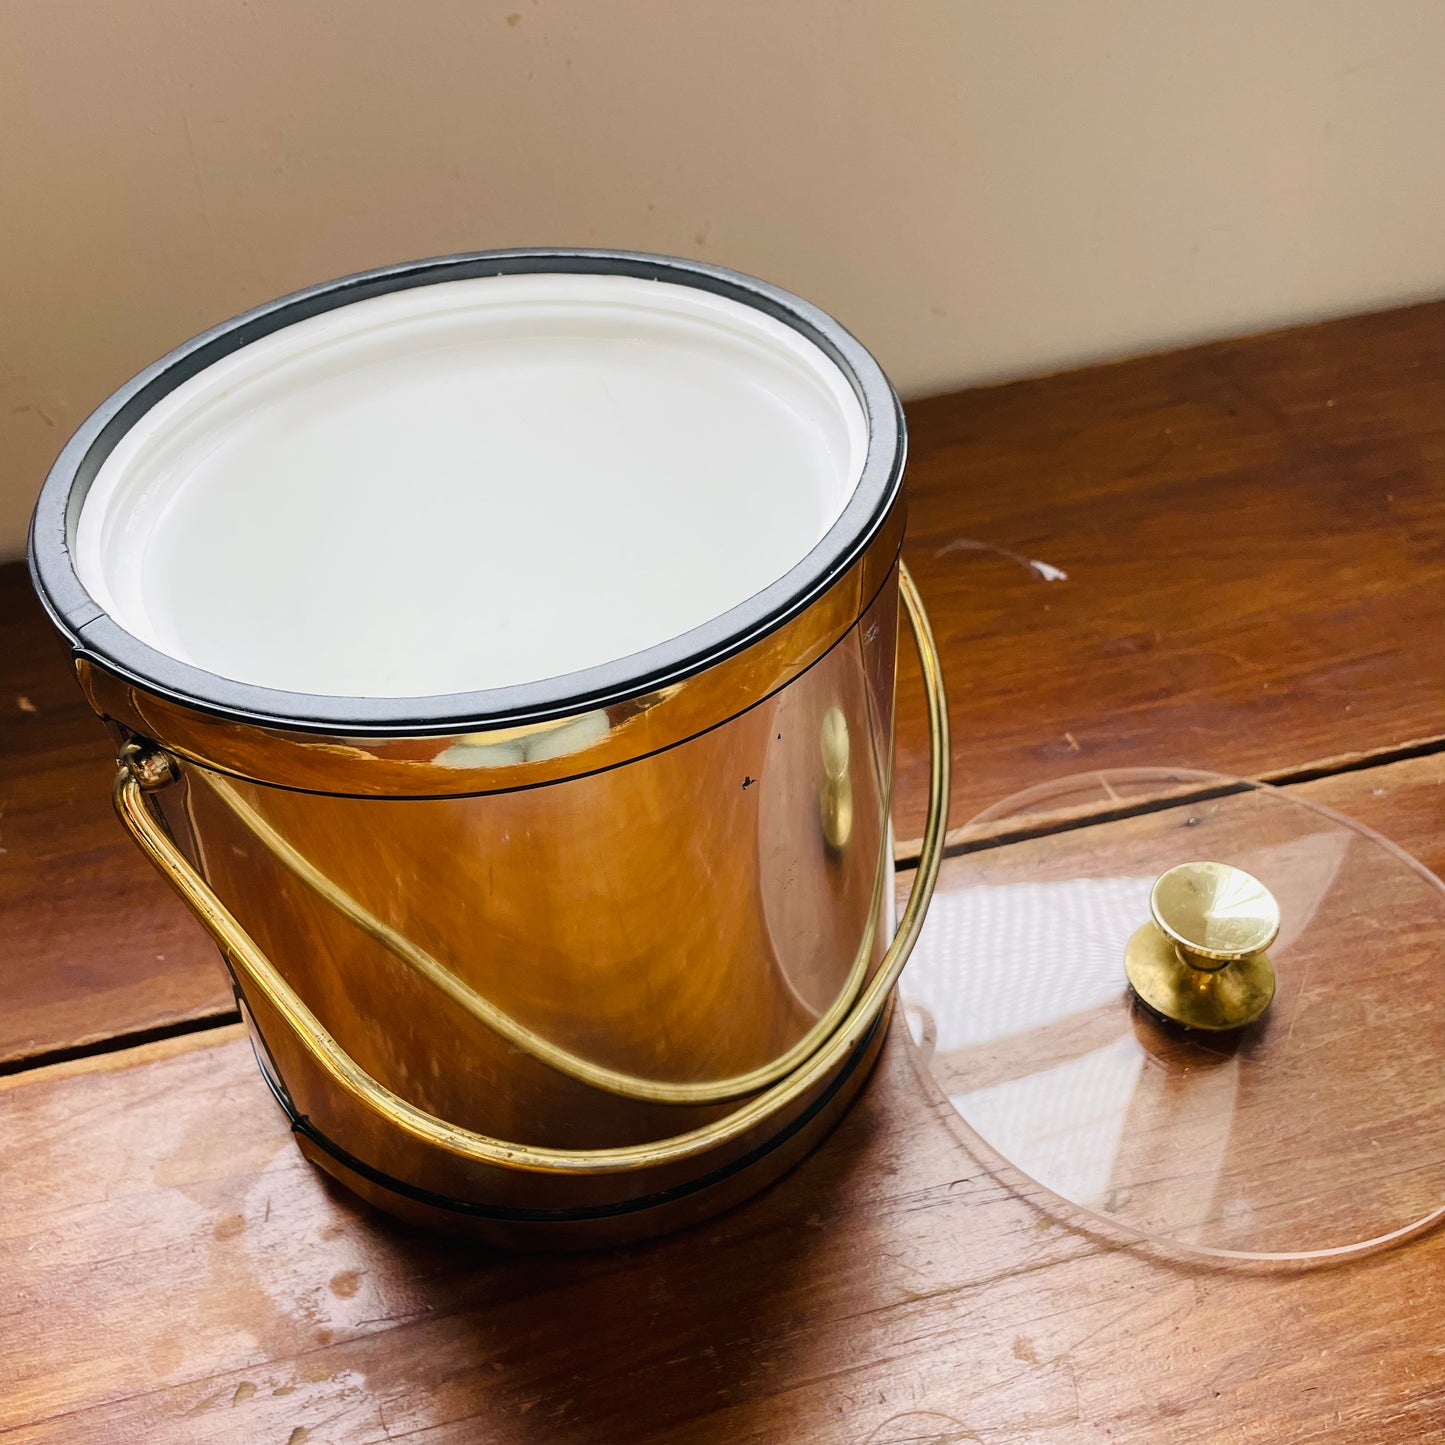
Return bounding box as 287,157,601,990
1125,862,1278,1030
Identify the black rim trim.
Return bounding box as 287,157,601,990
158,543,900,800
29,248,904,738
263,1006,883,1225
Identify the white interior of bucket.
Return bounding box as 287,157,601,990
75,273,868,699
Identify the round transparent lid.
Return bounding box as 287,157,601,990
899,768,1445,1261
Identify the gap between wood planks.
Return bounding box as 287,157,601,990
893,728,1445,863
0,1011,242,1080
6,729,1443,1084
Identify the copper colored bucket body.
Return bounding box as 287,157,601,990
30,251,949,1246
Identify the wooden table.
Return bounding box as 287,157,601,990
6,302,1445,1442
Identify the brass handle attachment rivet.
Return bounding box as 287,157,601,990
118,739,179,792
1125,861,1279,1031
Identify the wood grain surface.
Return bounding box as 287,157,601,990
4,753,1445,1444
0,566,230,1066
893,300,1445,844
7,302,1445,1443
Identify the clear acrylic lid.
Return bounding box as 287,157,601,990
899,768,1445,1261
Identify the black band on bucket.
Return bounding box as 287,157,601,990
257,1007,885,1228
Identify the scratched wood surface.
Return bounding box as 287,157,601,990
6,301,1445,1441
893,299,1445,845
4,754,1445,1444
10,301,1445,1063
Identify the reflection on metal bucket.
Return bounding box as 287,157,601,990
31,251,950,1246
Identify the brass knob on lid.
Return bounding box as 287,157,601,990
1125,861,1278,1031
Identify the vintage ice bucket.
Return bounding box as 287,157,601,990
28,250,948,1247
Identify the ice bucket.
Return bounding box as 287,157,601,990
28,250,948,1247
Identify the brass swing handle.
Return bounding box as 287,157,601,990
182,765,888,1108
112,563,950,1177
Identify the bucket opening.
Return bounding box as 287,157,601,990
73,273,869,700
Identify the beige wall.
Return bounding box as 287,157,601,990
5,0,1445,561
